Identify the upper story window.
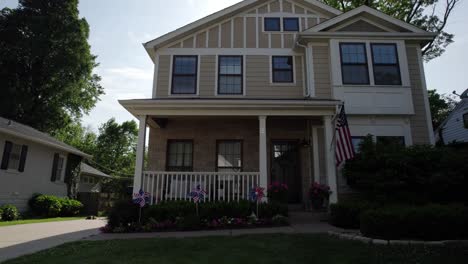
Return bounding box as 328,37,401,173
272,56,294,83
340,43,369,85
283,18,299,31
1,141,28,172
166,140,193,171
218,56,243,95
217,140,242,172
351,136,365,153
264,17,281,31
463,113,468,129
171,56,197,94
371,44,401,85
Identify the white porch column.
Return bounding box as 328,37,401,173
323,115,338,204
133,115,147,194
258,116,268,197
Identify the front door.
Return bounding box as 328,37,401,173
271,140,301,203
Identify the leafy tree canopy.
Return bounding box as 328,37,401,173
0,0,103,133
428,89,458,129
321,0,460,61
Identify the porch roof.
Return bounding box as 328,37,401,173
119,98,341,117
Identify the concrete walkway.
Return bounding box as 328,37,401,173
0,219,106,263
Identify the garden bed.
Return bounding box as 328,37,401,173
103,200,289,233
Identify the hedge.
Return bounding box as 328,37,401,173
29,194,83,217
108,200,288,228
360,204,468,240
0,204,19,221
329,200,375,229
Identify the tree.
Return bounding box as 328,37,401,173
0,0,103,133
321,0,460,61
94,118,138,177
54,121,98,156
428,89,457,129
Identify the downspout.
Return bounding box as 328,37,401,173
296,41,310,98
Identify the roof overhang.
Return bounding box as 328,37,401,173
143,0,342,61
298,32,437,46
119,99,341,117
0,127,91,159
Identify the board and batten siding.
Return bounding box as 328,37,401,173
406,46,431,144
313,45,332,98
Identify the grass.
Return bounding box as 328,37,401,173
0,217,84,227
5,234,468,264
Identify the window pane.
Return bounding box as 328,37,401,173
172,76,196,94
273,56,292,70
173,57,197,74
167,141,193,171
217,141,241,169
219,57,241,74
8,144,22,170
372,44,397,64
374,65,401,85
342,65,369,84
341,44,367,64
219,76,242,94
264,17,280,31
283,18,299,31
273,71,293,83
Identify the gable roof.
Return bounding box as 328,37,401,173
81,163,111,178
143,0,342,59
0,117,91,158
303,5,428,33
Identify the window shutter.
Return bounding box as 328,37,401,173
1,141,13,170
18,145,28,172
51,153,59,182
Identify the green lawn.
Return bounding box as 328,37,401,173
0,217,84,227
5,234,468,264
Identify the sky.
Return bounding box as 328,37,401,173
1,0,468,131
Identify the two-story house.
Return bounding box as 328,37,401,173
120,0,435,206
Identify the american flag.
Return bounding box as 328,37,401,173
335,105,355,166
190,185,207,203
133,189,150,208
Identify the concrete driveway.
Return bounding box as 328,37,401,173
0,219,106,262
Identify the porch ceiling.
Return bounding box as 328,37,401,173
119,98,341,118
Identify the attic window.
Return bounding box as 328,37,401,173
463,113,468,129
283,18,299,31
264,17,281,31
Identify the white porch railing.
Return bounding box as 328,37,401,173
142,171,260,204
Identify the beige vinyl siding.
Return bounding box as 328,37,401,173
196,32,206,48
182,37,194,48
258,18,268,48
407,46,431,144
270,0,280,12
221,21,231,48
246,55,304,98
156,55,171,97
246,17,257,48
337,20,386,32
283,34,294,48
208,26,218,48
233,17,244,48
313,46,332,98
283,1,293,12
199,55,216,97
271,34,282,48
307,18,318,28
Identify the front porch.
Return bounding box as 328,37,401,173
121,99,341,205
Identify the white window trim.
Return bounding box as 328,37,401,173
269,55,297,85
168,55,200,97
262,16,301,33
330,39,410,87
215,54,247,97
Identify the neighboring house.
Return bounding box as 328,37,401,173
120,1,435,206
0,117,91,211
435,89,468,144
79,163,111,193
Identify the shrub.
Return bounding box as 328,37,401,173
360,204,468,240
267,182,288,203
107,200,140,228
329,200,375,229
29,194,83,217
0,207,2,221
1,205,19,221
272,214,289,225
60,198,83,216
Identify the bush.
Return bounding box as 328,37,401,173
360,204,468,240
344,137,468,204
329,200,375,229
60,198,83,216
29,194,82,217
267,182,288,203
1,205,19,221
108,200,140,228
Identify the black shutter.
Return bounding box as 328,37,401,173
18,145,28,172
1,141,12,170
51,153,59,182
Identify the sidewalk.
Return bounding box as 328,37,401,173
0,219,106,262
